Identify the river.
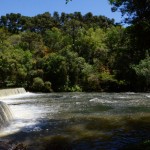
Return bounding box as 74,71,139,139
0,92,150,149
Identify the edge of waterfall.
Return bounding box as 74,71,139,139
0,88,26,98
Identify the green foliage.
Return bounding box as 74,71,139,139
132,56,150,90
109,0,150,61
32,77,44,91
43,53,67,91
20,31,46,57
109,0,150,24
65,85,82,92
0,8,149,92
0,46,33,87
43,28,66,52
86,73,101,91
133,57,150,78
0,13,22,33
60,48,87,87
100,71,116,82
0,28,10,43
31,77,52,92
66,0,72,4
75,28,107,64
44,81,53,92
106,26,126,52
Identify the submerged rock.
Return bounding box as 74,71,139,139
0,141,26,150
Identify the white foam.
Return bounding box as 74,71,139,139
72,95,80,99
118,96,128,99
89,98,100,102
89,98,117,104
125,92,135,95
146,95,150,98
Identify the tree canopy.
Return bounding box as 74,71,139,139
0,1,149,92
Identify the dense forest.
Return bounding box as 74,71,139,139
0,0,149,92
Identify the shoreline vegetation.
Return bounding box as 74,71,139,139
0,0,150,93
0,1,150,93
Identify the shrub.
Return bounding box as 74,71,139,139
44,81,53,92
31,77,44,92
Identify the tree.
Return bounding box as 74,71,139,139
109,0,150,24
0,7,149,92
31,12,54,32
43,53,67,91
53,11,60,27
31,77,52,92
106,26,127,69
0,46,33,87
109,0,150,61
65,0,72,4
0,28,9,43
0,13,22,33
132,56,150,91
62,18,82,50
75,27,107,64
43,28,66,52
20,31,46,57
60,48,86,89
109,0,150,91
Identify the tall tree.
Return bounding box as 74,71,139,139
109,0,150,24
109,0,150,58
0,13,22,33
109,0,150,91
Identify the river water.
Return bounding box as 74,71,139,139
0,92,150,149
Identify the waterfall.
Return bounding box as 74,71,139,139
0,88,26,129
0,88,26,97
0,101,13,128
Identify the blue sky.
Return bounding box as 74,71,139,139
0,0,123,24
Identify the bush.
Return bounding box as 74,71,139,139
31,77,45,92
31,77,53,92
65,85,82,92
44,81,53,92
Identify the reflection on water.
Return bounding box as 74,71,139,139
0,92,150,149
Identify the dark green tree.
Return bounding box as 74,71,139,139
43,53,67,91
132,56,150,91
0,13,22,33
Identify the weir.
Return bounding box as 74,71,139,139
0,88,26,97
0,101,13,128
0,88,26,129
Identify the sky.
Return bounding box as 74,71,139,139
0,0,123,24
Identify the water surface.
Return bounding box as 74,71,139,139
0,92,150,149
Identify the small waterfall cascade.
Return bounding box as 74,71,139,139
0,88,26,97
0,101,13,128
